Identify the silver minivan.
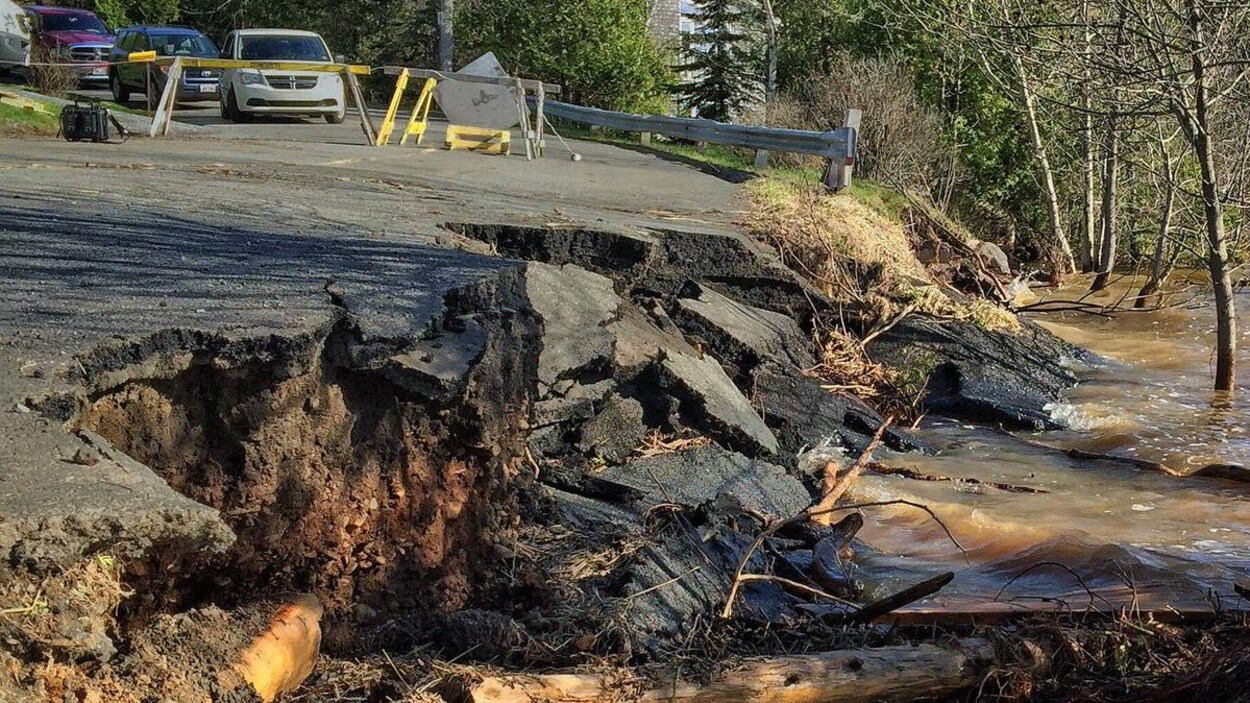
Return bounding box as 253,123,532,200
217,28,346,124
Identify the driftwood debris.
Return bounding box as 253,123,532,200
233,594,324,703
464,639,993,703
866,462,1049,494
1064,448,1250,484
1011,435,1250,485
1190,463,1250,483
806,514,864,597
811,419,893,522
849,572,955,624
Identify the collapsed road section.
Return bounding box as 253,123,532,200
0,194,1087,700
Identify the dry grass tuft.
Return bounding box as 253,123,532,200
552,534,650,584
745,177,1024,342
807,323,929,421
966,298,1022,334
743,179,933,306
0,554,132,659
809,328,892,399
978,612,1250,703
633,431,712,458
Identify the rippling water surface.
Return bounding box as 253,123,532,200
853,275,1250,616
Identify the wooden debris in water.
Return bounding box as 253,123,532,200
866,461,1049,494
810,419,892,524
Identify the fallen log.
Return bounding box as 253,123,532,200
464,639,993,703
1063,448,1250,484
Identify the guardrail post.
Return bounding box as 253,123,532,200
823,108,861,191
753,148,769,170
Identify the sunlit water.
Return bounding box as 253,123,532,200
850,274,1250,616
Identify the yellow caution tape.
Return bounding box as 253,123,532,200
152,57,371,75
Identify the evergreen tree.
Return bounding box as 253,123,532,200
677,0,763,122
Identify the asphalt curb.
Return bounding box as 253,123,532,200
2,85,206,135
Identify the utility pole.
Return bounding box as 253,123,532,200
438,0,454,72
754,0,778,170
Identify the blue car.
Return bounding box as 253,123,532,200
108,25,220,104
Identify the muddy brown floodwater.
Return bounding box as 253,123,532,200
853,274,1250,617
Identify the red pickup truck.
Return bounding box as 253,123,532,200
27,5,114,85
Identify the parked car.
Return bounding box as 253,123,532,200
0,0,31,73
218,29,345,124
109,26,219,104
25,6,113,85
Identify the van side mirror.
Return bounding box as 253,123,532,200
334,54,345,64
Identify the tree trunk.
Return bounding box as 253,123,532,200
1090,114,1118,292
1014,54,1076,275
1136,141,1177,308
755,0,779,170
1079,0,1097,272
1186,0,1236,391
1081,104,1097,272
465,641,995,703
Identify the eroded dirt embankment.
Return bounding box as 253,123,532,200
1,217,1088,701
79,324,512,627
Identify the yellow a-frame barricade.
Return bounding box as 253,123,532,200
374,67,560,157
376,68,437,147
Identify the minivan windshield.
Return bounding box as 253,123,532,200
239,35,329,62
38,12,109,34
150,33,216,56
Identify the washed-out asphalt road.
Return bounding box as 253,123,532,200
0,106,744,569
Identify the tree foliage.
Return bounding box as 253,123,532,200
65,0,180,29
769,0,1046,246
458,0,673,113
676,0,763,121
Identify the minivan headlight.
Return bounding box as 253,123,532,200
238,70,267,86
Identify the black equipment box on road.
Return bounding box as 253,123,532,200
59,99,128,143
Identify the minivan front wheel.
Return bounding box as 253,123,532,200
110,72,129,103
222,89,251,123
324,110,345,124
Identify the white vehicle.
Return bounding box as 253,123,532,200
0,0,31,72
217,29,345,124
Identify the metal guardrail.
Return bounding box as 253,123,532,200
541,100,860,188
